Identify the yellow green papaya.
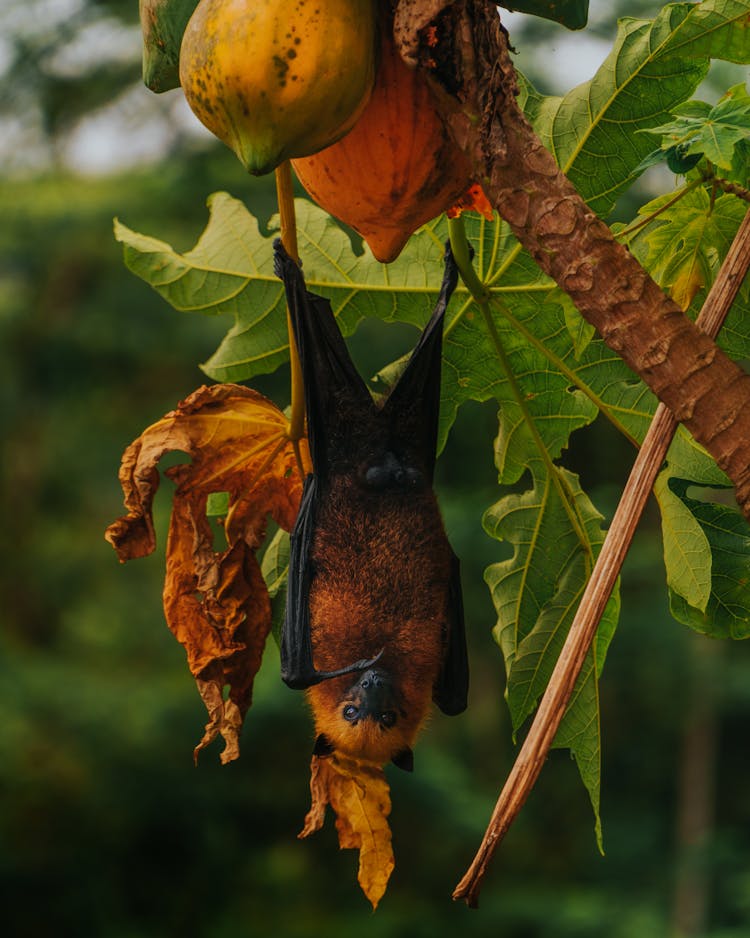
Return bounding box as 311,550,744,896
179,0,377,175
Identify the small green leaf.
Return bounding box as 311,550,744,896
654,472,712,612
627,189,748,343
500,0,588,29
667,480,750,639
640,84,750,170
261,527,291,644
206,491,230,518
665,144,702,174
520,0,750,216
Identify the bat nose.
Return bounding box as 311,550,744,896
352,667,395,715
359,668,388,689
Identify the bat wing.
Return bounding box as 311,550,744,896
381,245,458,482
280,474,381,688
433,552,469,715
275,242,381,688
273,243,374,480
383,246,468,713
275,241,467,700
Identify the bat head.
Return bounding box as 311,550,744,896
309,666,429,770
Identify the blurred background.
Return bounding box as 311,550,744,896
2,1,750,935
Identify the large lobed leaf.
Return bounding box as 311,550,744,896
520,0,750,216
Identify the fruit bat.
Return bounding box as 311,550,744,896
274,241,468,771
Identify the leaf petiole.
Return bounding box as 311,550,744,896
616,177,703,242
275,162,308,476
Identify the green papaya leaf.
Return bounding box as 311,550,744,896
627,190,749,356
654,472,712,613
261,527,290,645
520,0,750,218
115,194,449,385
640,84,750,170
484,458,618,849
500,0,588,29
139,0,199,93
665,144,703,175
665,479,750,638
729,137,750,185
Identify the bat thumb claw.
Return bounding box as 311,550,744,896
351,648,384,672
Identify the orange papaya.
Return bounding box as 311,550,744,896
292,20,475,262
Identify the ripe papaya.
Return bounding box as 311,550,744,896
292,20,474,263
179,0,377,176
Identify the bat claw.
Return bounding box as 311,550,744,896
281,649,385,690
348,648,384,673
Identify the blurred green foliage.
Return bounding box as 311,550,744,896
2,0,750,934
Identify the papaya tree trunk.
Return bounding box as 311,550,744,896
671,635,720,937
395,0,750,519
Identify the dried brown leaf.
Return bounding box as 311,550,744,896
105,384,308,762
300,754,394,909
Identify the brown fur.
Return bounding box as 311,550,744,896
305,473,453,764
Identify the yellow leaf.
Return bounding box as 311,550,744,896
300,754,394,909
669,259,705,312
105,383,309,762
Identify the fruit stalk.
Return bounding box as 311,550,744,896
275,162,306,472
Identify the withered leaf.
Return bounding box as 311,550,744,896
105,384,308,763
300,754,395,909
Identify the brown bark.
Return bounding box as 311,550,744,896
396,0,750,518
670,636,720,937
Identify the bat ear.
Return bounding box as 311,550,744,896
391,747,414,772
313,734,335,758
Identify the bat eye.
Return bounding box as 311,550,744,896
342,704,359,723
380,711,397,728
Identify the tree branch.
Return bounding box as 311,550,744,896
396,0,750,518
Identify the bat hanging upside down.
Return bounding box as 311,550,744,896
274,242,468,771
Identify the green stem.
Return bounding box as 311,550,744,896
275,162,307,474
447,216,591,557
616,177,703,242
706,174,750,203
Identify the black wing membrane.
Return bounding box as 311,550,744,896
433,552,469,715
275,243,380,687
382,245,459,483
273,244,373,482
281,473,383,688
